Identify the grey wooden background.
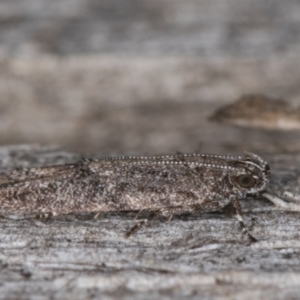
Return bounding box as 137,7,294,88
1,0,300,299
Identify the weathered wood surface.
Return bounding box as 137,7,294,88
1,0,300,299
0,145,300,300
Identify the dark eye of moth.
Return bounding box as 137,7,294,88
237,174,256,188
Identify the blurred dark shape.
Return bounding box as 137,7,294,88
209,94,300,130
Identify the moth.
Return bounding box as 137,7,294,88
0,152,273,241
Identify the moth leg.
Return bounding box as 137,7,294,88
262,192,300,212
125,207,189,238
231,198,257,243
134,209,144,220
124,219,148,238
124,210,153,238
125,206,200,238
94,212,101,219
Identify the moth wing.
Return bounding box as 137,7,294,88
0,164,79,186
0,160,113,187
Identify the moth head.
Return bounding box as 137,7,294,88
228,152,270,195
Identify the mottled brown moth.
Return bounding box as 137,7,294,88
0,152,273,241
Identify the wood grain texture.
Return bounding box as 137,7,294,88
0,145,299,300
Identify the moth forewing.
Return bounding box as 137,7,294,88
0,152,270,241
